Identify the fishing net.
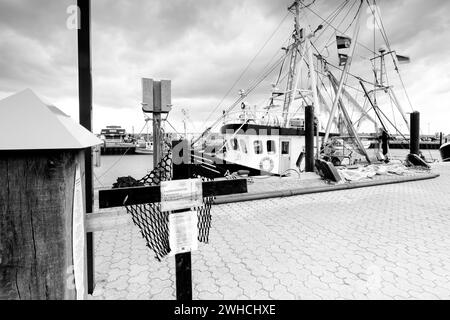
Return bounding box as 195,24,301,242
112,149,214,262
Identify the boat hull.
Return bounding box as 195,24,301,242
440,143,450,162
135,148,153,155
173,151,273,179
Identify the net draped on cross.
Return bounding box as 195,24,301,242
113,151,214,261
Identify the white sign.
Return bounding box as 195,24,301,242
160,179,203,212
169,210,199,255
72,163,87,300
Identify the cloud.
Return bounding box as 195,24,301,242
0,0,449,134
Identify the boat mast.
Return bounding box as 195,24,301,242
323,0,364,143
282,0,303,127
307,35,320,114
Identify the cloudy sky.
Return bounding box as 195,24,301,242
0,0,449,136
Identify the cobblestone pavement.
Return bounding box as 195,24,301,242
91,163,450,300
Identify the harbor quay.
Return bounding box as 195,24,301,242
91,162,450,300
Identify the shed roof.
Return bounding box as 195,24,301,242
0,89,102,150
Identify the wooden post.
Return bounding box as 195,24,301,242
305,105,315,172
77,0,95,294
174,223,192,301
410,111,420,155
172,139,192,300
142,79,171,168
153,81,162,167
0,151,80,299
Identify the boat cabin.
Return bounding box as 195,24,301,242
100,125,126,142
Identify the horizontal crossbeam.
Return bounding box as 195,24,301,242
98,178,248,209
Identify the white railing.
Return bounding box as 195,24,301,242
222,110,306,128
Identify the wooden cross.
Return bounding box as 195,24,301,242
98,178,247,301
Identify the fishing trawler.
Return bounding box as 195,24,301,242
191,0,414,177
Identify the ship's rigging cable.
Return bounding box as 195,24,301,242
192,54,287,147
360,81,410,142
298,0,317,9
382,62,400,132
200,0,349,137
200,11,291,131
367,0,414,112
305,2,376,55
319,0,359,57
342,0,363,34
311,0,350,49
196,0,366,147
311,52,378,89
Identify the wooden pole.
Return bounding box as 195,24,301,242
174,222,192,301
172,139,192,300
0,151,78,299
153,82,162,168
305,105,315,172
77,0,95,294
410,111,420,155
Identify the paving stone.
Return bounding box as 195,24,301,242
219,286,244,300
92,163,450,300
269,284,296,300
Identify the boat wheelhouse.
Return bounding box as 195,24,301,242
219,110,322,175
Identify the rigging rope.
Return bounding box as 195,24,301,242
368,0,415,112
200,11,291,131
304,0,377,56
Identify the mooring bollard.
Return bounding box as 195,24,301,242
381,129,389,158
305,105,315,172
410,111,420,155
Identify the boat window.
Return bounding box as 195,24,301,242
267,140,276,154
240,139,248,154
281,141,290,155
253,140,263,154
230,138,239,151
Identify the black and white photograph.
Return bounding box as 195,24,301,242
1,0,450,309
